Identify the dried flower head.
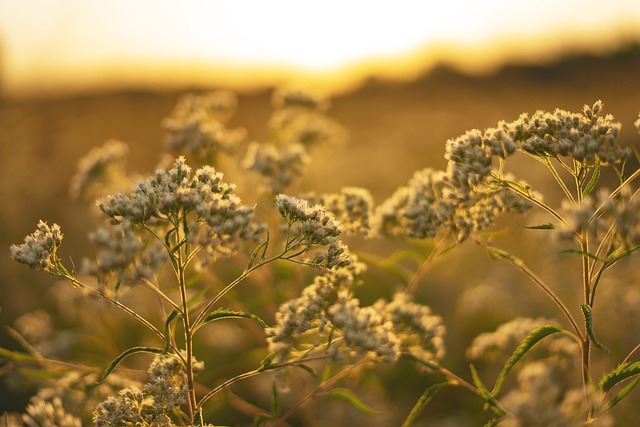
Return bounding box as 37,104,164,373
10,221,63,271
69,139,130,200
163,91,246,159
317,187,374,235
22,397,82,427
242,142,310,193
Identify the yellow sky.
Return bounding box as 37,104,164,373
1,0,640,96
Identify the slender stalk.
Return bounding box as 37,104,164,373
472,238,583,341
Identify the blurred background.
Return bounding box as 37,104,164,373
2,1,640,425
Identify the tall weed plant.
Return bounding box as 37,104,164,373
5,87,640,426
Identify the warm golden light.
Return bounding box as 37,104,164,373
1,0,640,96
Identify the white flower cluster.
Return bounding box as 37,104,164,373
269,86,345,147
315,187,375,235
266,261,366,364
328,290,401,362
69,139,130,200
21,397,82,427
466,317,555,361
556,187,640,245
242,142,310,194
93,353,204,426
99,157,264,261
498,361,612,427
275,194,354,269
372,169,534,241
268,268,446,368
512,101,627,165
10,220,63,271
373,292,446,363
163,91,246,160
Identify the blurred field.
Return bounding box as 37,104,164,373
2,44,640,423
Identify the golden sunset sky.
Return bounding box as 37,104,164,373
1,0,640,96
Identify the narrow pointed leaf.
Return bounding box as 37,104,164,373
272,380,281,417
470,364,493,403
401,382,449,427
582,161,601,198
163,310,181,352
492,325,562,396
605,376,640,410
581,304,608,352
600,361,640,392
525,223,555,230
325,388,381,415
198,308,267,330
248,239,269,270
97,346,164,384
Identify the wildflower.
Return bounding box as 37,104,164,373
242,142,310,193
498,361,612,426
318,187,375,235
509,101,628,165
272,85,330,111
266,262,366,364
328,290,401,362
163,91,246,159
144,352,203,413
10,221,63,271
93,387,146,427
375,292,446,363
275,194,342,244
372,168,453,239
444,129,493,192
69,139,130,200
22,397,82,427
466,317,554,361
99,157,264,263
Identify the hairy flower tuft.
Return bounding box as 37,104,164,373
10,221,63,271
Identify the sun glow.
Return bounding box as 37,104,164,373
1,0,640,96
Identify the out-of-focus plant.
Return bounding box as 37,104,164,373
5,90,640,427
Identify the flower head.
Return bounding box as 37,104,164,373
10,221,63,271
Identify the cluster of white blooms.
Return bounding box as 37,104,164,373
372,168,453,239
466,317,555,361
328,290,401,362
373,292,446,363
242,142,310,193
69,139,130,200
163,91,246,160
556,187,640,245
144,352,204,414
275,194,353,269
268,268,446,368
20,397,82,427
314,187,375,235
372,169,534,242
93,353,203,426
266,261,366,364
269,86,345,148
510,101,628,165
99,157,264,261
498,361,612,427
10,221,63,271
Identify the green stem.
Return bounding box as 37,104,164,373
472,238,583,341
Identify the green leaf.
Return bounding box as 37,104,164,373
0,347,37,363
259,352,278,371
580,304,608,352
492,325,562,396
163,310,181,352
483,418,501,427
582,161,601,198
187,287,210,310
559,249,602,262
196,308,267,332
525,223,555,230
401,382,449,427
600,361,640,392
605,376,640,410
114,277,122,296
470,364,493,403
324,388,381,416
271,380,281,417
605,243,640,270
248,233,270,270
292,363,319,379
97,346,164,384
